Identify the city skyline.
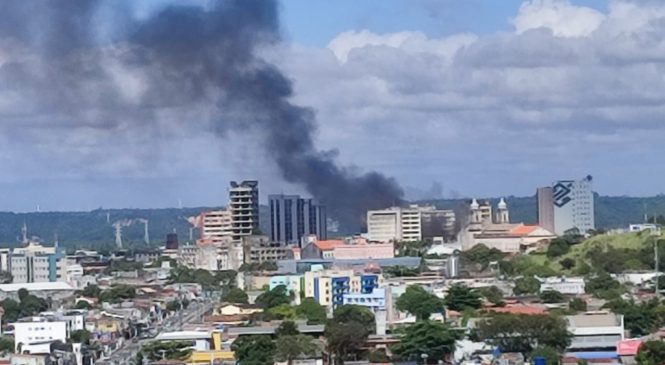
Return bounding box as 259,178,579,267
1,0,664,212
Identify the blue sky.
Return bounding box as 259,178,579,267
280,0,608,46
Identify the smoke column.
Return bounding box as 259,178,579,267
0,0,403,230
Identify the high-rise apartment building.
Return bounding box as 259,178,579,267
367,205,456,242
269,194,327,246
537,187,555,233
229,180,259,241
198,210,233,244
537,176,595,235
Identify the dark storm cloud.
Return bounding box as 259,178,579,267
0,0,403,227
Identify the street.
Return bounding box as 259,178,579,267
98,299,216,365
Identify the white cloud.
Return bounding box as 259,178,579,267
512,0,606,37
269,0,665,197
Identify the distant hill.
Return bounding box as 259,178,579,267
1,195,664,249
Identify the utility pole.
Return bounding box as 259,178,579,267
655,231,661,299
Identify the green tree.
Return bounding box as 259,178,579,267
296,298,327,325
559,258,576,270
275,321,299,337
69,329,92,344
74,300,92,310
531,346,561,365
478,286,505,307
604,298,663,337
0,336,14,353
142,341,193,361
391,320,458,364
474,314,571,355
539,290,565,304
0,298,20,322
274,335,319,365
396,285,445,320
444,284,481,311
221,287,249,304
462,244,505,270
547,239,570,258
269,304,298,320
513,276,540,295
256,285,291,309
18,288,29,302
569,298,587,312
232,335,276,365
99,284,136,303
80,284,101,298
636,340,665,365
332,305,375,333
325,305,375,364
586,273,623,299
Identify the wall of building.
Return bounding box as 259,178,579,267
332,244,394,260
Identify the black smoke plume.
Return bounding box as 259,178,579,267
0,0,403,231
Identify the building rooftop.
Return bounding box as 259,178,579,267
567,313,622,328
314,240,344,251
0,282,74,292
155,331,212,341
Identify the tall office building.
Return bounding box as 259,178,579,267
229,181,259,242
538,176,595,235
269,194,327,245
537,187,555,233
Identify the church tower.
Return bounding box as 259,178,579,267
496,198,510,224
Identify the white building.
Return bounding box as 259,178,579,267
539,277,586,295
566,312,624,351
367,205,456,242
10,242,66,284
14,317,68,353
367,208,401,242
552,176,595,235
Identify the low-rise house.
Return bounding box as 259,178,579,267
539,276,586,295
13,316,68,354
566,312,624,353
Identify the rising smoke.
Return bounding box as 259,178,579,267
0,0,403,230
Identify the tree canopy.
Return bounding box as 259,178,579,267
513,276,541,295
1,289,49,322
539,290,565,304
396,285,445,320
444,283,481,311
296,298,327,325
256,285,292,309
637,340,665,365
478,286,505,307
325,305,375,364
221,287,249,304
274,335,319,365
391,320,459,364
474,314,572,355
232,335,276,365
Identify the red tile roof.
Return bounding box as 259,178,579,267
314,240,344,251
510,225,540,236
486,305,547,315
